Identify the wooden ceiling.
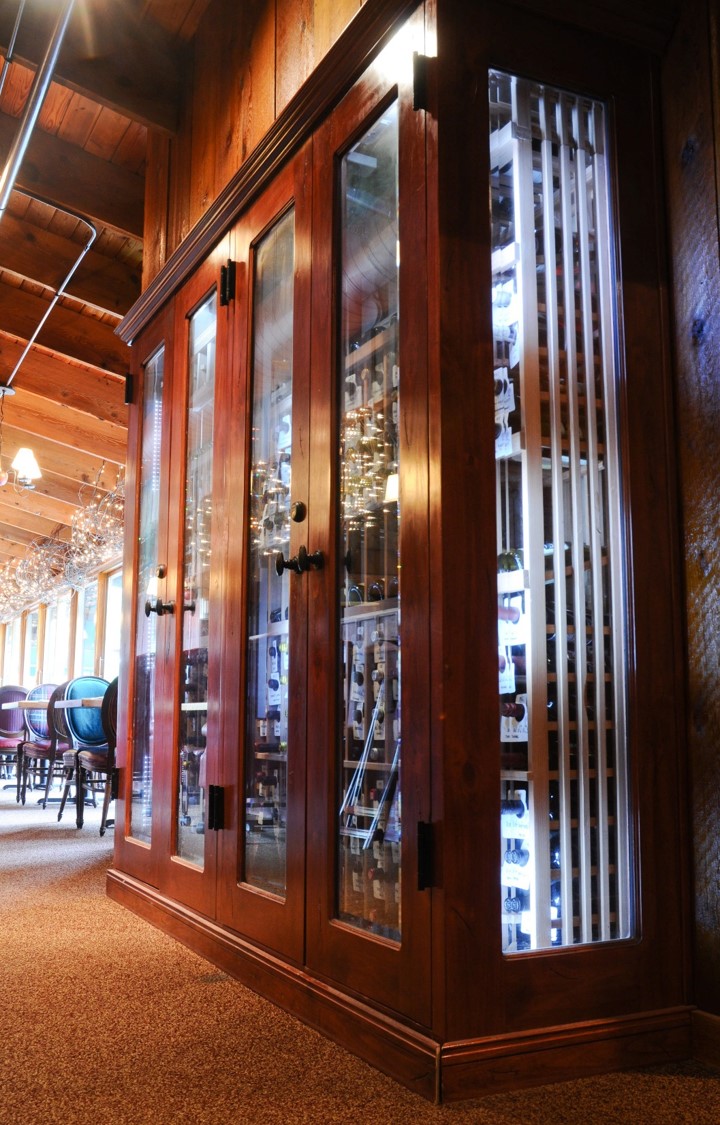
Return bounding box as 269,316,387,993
0,0,211,570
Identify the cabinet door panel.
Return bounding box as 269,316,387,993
156,241,232,916
306,16,432,1025
216,151,311,964
436,7,688,1039
115,306,175,886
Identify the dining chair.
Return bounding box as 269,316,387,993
0,684,29,798
19,682,70,808
56,676,110,832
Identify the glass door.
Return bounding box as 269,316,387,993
156,243,231,914
305,20,432,1024
115,305,174,885
217,153,310,963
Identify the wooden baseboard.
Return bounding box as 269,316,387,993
692,1010,720,1068
107,868,693,1104
106,868,440,1101
440,1008,693,1101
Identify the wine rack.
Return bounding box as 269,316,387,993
337,312,402,942
490,72,631,952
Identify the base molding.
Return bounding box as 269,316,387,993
107,869,693,1103
692,1009,720,1068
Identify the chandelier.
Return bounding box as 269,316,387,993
0,465,125,622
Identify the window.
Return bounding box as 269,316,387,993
76,581,99,676
22,609,40,686
3,618,21,684
102,569,123,680
43,592,72,683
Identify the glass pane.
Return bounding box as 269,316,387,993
336,103,401,942
176,294,217,864
43,595,70,682
77,581,98,675
243,208,295,895
103,570,123,680
130,346,164,843
23,609,39,684
43,604,58,677
490,71,631,952
4,618,21,682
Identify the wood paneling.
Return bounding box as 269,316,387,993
663,0,720,1015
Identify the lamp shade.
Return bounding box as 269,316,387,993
11,447,42,482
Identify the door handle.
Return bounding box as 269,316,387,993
144,598,175,617
275,545,324,576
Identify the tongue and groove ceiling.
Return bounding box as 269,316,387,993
0,0,211,567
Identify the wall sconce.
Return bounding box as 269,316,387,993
10,447,42,489
0,386,42,490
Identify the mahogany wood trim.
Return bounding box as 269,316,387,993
117,0,419,346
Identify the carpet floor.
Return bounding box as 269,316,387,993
1,788,718,1125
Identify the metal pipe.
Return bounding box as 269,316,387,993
3,189,97,391
0,0,27,101
0,0,76,219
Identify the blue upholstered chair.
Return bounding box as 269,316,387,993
0,684,28,800
56,676,110,832
19,682,71,808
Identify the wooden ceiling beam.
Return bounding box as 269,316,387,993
0,280,130,373
0,0,183,133
0,389,126,464
0,109,144,237
0,540,32,562
0,212,141,317
0,426,122,487
0,498,69,541
0,333,127,424
0,480,83,525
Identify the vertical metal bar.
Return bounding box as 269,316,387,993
574,100,613,940
557,91,594,944
540,89,574,947
0,0,77,219
512,77,550,948
592,101,630,939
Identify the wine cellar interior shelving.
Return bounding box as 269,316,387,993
490,71,631,953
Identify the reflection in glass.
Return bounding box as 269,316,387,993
490,72,630,952
176,295,216,864
243,209,295,895
130,346,164,843
336,103,402,942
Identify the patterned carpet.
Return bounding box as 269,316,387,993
1,788,718,1125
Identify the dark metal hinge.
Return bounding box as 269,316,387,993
417,820,434,890
208,784,225,831
219,260,236,305
413,52,432,113
110,767,120,801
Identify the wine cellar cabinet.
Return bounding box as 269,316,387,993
110,0,691,1103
